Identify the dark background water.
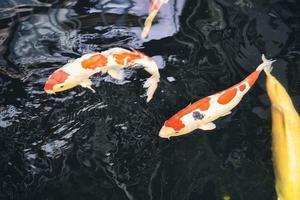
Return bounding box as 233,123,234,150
0,0,299,199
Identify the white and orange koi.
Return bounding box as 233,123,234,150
44,47,160,102
141,0,169,39
264,67,300,200
159,55,275,138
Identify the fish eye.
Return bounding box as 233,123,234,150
56,84,64,89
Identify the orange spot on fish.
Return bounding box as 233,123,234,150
246,70,260,87
44,70,70,91
164,97,211,131
113,52,142,65
150,0,160,12
81,54,107,69
165,118,185,131
197,97,211,111
239,84,246,91
218,88,238,105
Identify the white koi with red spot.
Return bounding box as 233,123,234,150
44,47,160,102
159,55,275,138
141,0,169,39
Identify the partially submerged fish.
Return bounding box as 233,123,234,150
264,67,300,200
44,47,160,102
159,55,275,138
141,0,169,39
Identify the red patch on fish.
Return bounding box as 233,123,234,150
113,52,142,65
44,70,70,91
165,118,185,131
246,70,260,87
150,0,160,12
239,84,246,91
164,97,211,131
81,54,107,69
217,88,238,105
197,97,211,111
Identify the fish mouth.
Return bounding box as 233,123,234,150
159,126,174,139
45,90,55,94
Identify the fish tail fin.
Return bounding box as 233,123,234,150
256,54,276,72
144,60,160,102
132,57,160,102
263,64,273,75
144,75,159,102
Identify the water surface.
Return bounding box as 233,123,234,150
0,0,300,199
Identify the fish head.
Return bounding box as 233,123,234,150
159,117,191,138
44,69,77,93
159,125,177,139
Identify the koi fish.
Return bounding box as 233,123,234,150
141,0,169,39
44,47,160,102
159,55,275,138
264,67,300,200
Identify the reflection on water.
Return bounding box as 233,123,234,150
0,0,300,199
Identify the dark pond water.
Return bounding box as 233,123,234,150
0,0,299,199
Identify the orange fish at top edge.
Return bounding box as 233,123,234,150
141,0,170,39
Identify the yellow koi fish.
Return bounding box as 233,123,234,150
141,0,169,39
265,67,300,200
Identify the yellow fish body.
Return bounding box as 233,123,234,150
265,68,300,200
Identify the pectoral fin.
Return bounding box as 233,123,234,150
108,68,124,80
198,122,216,131
80,79,95,93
